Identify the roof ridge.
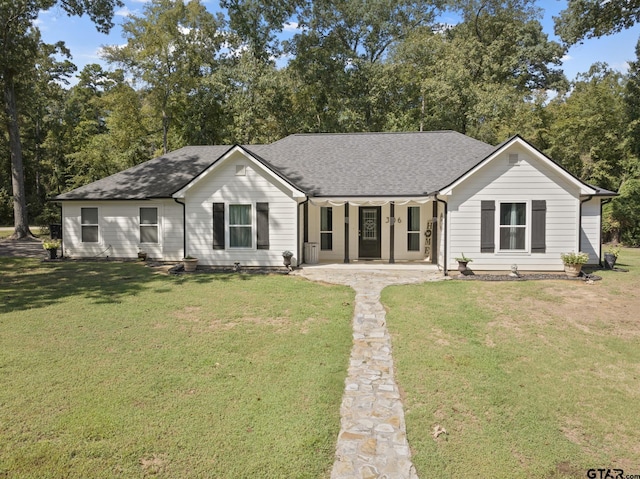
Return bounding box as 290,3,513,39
287,130,457,137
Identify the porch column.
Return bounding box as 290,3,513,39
344,203,350,263
389,202,395,264
303,202,309,263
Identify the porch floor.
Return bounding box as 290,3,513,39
300,260,441,272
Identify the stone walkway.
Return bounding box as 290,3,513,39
292,265,446,479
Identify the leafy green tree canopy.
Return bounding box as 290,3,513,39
555,0,640,45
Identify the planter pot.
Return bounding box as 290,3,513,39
138,252,147,261
283,255,293,267
457,261,469,273
47,248,58,260
183,258,198,272
564,263,583,277
603,253,617,270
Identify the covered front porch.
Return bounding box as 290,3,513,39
298,197,445,267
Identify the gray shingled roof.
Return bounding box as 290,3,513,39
55,146,233,200
249,131,495,196
53,131,497,200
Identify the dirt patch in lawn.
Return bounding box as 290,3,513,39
479,278,640,338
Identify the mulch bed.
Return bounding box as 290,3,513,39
454,271,603,281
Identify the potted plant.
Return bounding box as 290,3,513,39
282,250,294,268
137,248,148,261
183,255,198,272
603,245,620,270
42,239,61,260
454,253,473,273
560,251,589,277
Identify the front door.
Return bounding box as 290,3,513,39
359,207,381,259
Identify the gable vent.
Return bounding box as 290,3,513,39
236,164,247,176
508,153,520,165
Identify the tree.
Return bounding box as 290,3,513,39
0,0,122,239
625,38,640,162
102,0,224,154
555,0,640,45
547,64,629,191
388,4,565,142
285,0,445,132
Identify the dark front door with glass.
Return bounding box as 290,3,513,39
358,206,381,259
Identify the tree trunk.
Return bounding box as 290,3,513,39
3,75,32,239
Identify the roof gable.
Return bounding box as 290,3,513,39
172,145,305,198
438,136,598,196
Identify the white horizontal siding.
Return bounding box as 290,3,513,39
61,199,182,260
448,145,583,271
184,151,298,266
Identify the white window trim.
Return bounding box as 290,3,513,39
320,206,333,251
139,206,160,245
227,203,254,249
496,200,530,253
80,206,100,244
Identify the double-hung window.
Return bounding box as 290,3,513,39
81,207,99,243
320,207,333,250
407,206,420,251
229,204,252,248
140,207,158,243
499,202,526,250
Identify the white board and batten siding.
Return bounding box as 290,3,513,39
61,199,184,260
183,150,299,266
446,145,585,271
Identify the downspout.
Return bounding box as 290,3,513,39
298,197,309,265
174,198,186,259
434,194,448,276
579,195,593,265
59,202,63,258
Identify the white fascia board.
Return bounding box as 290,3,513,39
172,145,306,199
439,137,597,196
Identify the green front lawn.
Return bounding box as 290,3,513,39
384,249,640,479
0,260,354,478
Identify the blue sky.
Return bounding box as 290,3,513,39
37,0,640,86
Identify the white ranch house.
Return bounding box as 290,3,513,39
53,131,615,274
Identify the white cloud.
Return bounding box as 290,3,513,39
115,6,133,17
613,61,630,73
561,54,572,62
283,22,300,32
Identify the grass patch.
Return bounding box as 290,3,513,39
0,260,354,478
383,248,640,479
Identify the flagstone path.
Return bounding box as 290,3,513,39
292,265,446,479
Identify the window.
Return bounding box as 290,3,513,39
407,206,420,251
81,207,99,243
499,202,526,250
140,207,158,243
320,207,333,250
229,204,252,248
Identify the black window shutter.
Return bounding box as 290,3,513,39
481,200,495,253
531,200,546,253
212,203,225,250
256,202,269,250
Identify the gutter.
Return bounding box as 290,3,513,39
434,193,448,276
174,198,186,259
